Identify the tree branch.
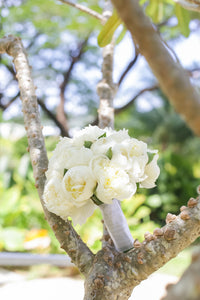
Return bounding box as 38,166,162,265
59,0,106,22
0,35,94,276
174,0,200,12
84,195,200,299
118,45,139,86
162,246,200,300
97,3,116,129
0,91,20,111
91,84,159,126
57,37,89,137
37,98,69,137
111,0,200,136
116,84,159,114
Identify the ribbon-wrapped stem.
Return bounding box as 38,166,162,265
99,199,134,252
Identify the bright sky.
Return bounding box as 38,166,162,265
113,28,200,111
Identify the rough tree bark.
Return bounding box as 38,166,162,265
1,34,200,300
0,36,94,276
162,245,200,300
111,0,200,136
96,1,115,129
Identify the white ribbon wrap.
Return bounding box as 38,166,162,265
99,199,134,252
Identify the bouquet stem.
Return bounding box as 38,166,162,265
99,199,134,252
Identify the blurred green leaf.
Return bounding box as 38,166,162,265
175,4,190,37
134,206,151,220
122,194,146,217
146,195,162,208
146,0,164,23
106,147,113,160
0,186,20,215
98,10,122,47
0,227,26,251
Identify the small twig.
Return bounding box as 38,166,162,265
118,48,139,86
115,84,159,114
91,84,159,125
0,91,20,111
37,98,69,137
57,37,89,137
59,0,106,22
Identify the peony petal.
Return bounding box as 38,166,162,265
70,200,96,225
140,154,160,189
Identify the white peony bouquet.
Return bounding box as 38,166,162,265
43,125,160,251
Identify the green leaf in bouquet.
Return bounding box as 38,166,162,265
106,147,113,160
84,140,93,148
63,168,68,176
98,132,106,139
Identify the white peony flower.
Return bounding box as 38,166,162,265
43,167,97,225
90,155,136,203
43,176,72,219
91,128,130,156
73,125,105,148
140,154,160,188
62,166,96,207
46,144,93,178
112,138,148,181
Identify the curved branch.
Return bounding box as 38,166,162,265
91,84,159,126
0,35,94,276
0,91,20,111
111,0,200,136
37,98,69,137
116,84,159,114
174,0,200,12
59,0,105,22
57,37,89,137
118,46,139,86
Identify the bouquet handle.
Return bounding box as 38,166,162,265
100,199,134,252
